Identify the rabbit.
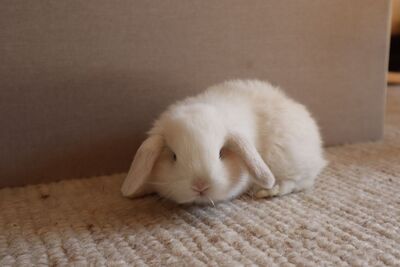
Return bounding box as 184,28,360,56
121,80,327,204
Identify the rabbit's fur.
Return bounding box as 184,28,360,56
122,80,327,204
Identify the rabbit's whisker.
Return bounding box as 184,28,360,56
207,196,216,208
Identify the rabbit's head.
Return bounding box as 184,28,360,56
121,103,275,204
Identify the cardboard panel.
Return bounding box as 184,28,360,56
0,0,390,187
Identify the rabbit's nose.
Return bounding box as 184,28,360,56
191,179,210,194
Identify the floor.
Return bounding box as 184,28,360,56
0,87,399,266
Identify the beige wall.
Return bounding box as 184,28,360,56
0,0,391,187
392,0,400,34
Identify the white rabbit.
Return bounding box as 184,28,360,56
121,80,327,204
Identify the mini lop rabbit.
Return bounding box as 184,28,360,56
121,80,326,204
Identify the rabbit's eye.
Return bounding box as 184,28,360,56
172,153,177,161
220,147,231,159
219,148,225,159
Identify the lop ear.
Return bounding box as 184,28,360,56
227,133,275,189
121,135,164,198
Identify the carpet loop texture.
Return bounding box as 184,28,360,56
1,89,399,266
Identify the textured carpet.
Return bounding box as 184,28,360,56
1,89,400,267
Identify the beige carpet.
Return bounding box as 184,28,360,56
1,89,400,267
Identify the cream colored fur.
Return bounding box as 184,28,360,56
121,80,327,204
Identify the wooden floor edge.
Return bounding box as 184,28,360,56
388,72,400,84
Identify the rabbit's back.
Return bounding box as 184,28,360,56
204,80,327,194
